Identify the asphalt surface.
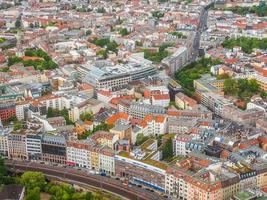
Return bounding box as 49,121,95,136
5,160,164,200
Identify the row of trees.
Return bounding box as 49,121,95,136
20,171,112,200
175,57,221,94
222,37,267,54
225,2,267,17
224,78,260,101
7,48,58,71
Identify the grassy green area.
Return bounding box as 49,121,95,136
175,57,221,95
7,48,58,71
222,37,267,54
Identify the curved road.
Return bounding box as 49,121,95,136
5,160,163,200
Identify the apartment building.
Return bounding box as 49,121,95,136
0,102,16,122
138,115,167,137
200,92,232,116
173,134,194,156
41,134,66,164
115,154,166,192
194,75,224,95
175,92,197,110
69,98,103,122
66,141,91,168
8,132,27,160
162,47,188,75
90,131,119,149
26,134,42,160
0,132,9,156
118,100,166,119
168,118,197,134
99,147,115,175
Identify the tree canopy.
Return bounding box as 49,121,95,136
162,138,173,161
222,37,267,54
20,171,46,190
224,78,260,101
80,112,93,121
225,2,267,17
175,57,221,95
7,48,58,71
119,28,129,36
136,133,149,146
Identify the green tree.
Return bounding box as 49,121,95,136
80,112,93,121
119,28,129,36
15,19,21,28
8,56,22,66
85,29,92,36
136,133,149,146
224,78,238,96
26,187,40,200
0,156,6,176
162,138,173,160
47,107,56,118
13,121,22,131
20,171,46,190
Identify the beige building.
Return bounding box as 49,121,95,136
69,98,103,122
0,133,9,156
8,132,28,160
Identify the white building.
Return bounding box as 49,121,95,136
162,47,188,75
173,134,193,156
66,142,91,168
26,134,42,160
99,148,115,175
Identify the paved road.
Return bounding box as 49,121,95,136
5,160,164,200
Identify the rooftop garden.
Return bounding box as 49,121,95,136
118,151,168,170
